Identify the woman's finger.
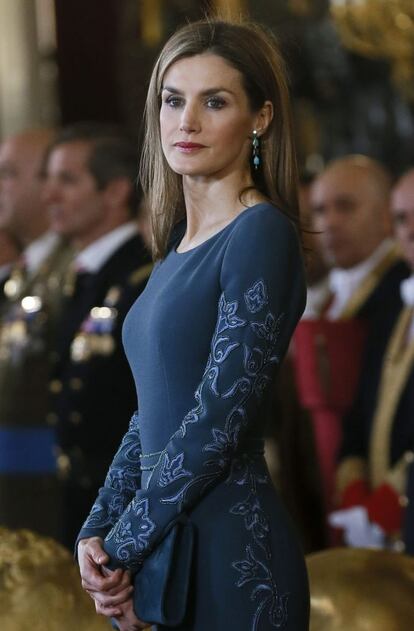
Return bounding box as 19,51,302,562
81,567,125,593
78,537,109,566
92,584,134,608
94,600,122,618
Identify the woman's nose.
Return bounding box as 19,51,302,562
179,103,200,133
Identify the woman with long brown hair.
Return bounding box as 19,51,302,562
77,17,310,630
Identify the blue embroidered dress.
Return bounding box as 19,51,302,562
78,203,310,630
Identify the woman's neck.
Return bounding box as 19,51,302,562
180,171,263,248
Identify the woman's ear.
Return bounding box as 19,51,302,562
254,101,274,137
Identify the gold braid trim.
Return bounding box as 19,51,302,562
385,450,414,497
369,307,414,488
336,456,368,501
128,262,153,286
338,246,401,320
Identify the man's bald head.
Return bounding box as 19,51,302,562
391,168,414,270
0,129,55,245
310,155,392,269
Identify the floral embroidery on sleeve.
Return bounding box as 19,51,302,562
78,411,142,536
158,452,192,487
244,279,268,314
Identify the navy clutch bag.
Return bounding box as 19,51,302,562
133,517,195,627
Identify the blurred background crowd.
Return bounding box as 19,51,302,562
0,1,414,629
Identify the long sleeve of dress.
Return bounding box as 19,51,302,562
100,208,305,571
77,411,142,542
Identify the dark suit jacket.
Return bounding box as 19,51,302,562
404,459,414,554
340,260,410,464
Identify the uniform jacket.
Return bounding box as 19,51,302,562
340,260,410,464
49,233,152,546
338,269,414,551
51,234,151,480
0,237,73,537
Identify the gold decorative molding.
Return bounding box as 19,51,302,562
213,0,247,19
330,0,414,100
140,0,163,47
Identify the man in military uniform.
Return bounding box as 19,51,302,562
293,156,409,511
0,129,73,537
331,168,414,554
44,123,152,548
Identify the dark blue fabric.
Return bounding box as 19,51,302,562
78,204,310,629
403,463,414,554
0,427,56,473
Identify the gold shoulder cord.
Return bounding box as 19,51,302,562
369,306,414,488
339,247,401,320
128,262,153,287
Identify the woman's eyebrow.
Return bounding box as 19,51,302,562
162,85,235,96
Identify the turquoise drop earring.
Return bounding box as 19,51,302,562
252,130,260,170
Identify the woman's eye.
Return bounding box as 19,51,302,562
206,96,225,109
165,95,183,108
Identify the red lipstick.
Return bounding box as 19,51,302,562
174,142,205,151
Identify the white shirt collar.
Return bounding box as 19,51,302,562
327,238,395,320
23,231,60,276
75,222,138,273
400,274,414,307
400,275,414,343
302,277,330,320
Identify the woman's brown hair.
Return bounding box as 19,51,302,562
140,17,299,260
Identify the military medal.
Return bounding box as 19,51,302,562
4,269,24,299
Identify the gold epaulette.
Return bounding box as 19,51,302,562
128,263,153,287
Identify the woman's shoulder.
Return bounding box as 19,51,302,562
229,202,298,244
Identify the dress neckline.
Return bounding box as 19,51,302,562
173,202,268,256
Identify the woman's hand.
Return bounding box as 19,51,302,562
78,537,133,617
112,598,149,631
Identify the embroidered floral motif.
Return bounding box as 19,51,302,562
158,452,192,487
203,425,241,470
131,497,157,546
217,294,247,333
106,466,141,495
244,279,268,314
204,426,241,455
212,336,240,364
230,459,289,629
251,312,284,346
82,501,111,529
233,544,270,587
129,412,140,431
106,497,156,567
80,411,142,535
